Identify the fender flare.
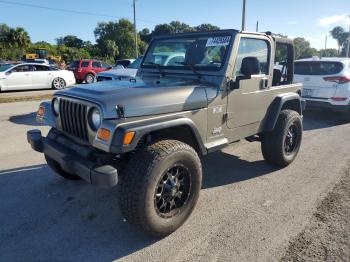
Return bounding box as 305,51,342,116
110,116,207,155
263,93,303,131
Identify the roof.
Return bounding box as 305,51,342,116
295,57,350,63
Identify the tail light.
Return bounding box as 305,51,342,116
331,97,347,101
323,76,350,84
77,68,82,73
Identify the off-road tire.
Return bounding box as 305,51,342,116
45,155,81,180
85,73,95,84
118,139,202,237
261,110,302,167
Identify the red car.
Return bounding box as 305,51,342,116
69,60,112,84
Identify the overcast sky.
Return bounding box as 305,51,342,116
0,0,349,50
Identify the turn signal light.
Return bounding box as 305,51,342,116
37,106,45,117
123,131,135,145
97,128,111,141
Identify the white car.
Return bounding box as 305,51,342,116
294,57,350,116
0,63,76,91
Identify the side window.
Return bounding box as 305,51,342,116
92,61,101,68
81,61,90,68
101,62,110,68
12,65,32,72
33,65,49,71
234,38,269,77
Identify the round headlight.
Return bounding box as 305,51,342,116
52,98,60,116
90,108,101,130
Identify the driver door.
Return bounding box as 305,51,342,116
226,36,271,129
6,65,33,90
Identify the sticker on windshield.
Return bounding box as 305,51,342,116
206,36,231,47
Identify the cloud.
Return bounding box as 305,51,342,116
317,14,350,26
287,21,297,25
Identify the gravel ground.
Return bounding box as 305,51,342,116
282,164,350,261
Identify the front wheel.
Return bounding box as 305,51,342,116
52,77,66,90
261,110,303,167
118,140,202,237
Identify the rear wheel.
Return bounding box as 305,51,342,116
52,77,66,90
261,110,302,167
118,140,202,237
85,73,95,84
45,155,81,180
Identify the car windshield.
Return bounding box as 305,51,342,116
295,61,343,75
142,34,233,71
128,56,143,69
0,64,14,72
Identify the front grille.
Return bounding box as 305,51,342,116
59,99,89,142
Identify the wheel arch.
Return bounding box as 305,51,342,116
110,117,207,155
263,93,303,132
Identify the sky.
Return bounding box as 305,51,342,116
0,0,349,50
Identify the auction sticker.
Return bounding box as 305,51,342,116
206,36,231,47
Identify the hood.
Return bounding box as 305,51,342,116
97,68,138,78
56,78,212,119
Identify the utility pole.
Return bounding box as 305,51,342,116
133,0,138,58
256,20,259,32
324,34,327,50
346,14,350,58
241,0,246,31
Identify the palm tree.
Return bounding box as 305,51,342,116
7,27,31,48
330,26,345,54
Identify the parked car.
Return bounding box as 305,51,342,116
114,59,135,69
294,57,350,118
97,56,143,81
0,63,75,91
68,60,112,84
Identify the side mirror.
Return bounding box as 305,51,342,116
241,57,260,77
228,79,239,90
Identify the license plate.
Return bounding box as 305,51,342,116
302,88,314,97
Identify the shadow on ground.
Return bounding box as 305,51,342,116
8,112,43,126
303,110,349,131
0,148,279,261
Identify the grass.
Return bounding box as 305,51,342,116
0,94,53,103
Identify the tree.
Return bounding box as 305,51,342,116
330,26,349,56
319,48,338,57
6,27,31,48
94,19,145,59
139,28,152,43
152,24,175,36
195,24,220,32
293,37,318,59
56,35,84,49
169,21,194,33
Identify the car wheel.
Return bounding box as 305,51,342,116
118,139,202,237
52,77,66,90
261,110,303,167
45,155,82,180
85,73,95,84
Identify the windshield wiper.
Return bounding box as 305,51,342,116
175,62,202,80
143,62,165,77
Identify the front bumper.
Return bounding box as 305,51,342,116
27,129,118,188
305,100,350,113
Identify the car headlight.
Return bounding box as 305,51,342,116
89,107,101,131
52,98,60,116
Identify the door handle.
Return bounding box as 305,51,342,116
260,78,269,89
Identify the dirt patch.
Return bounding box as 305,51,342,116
281,167,350,261
0,94,52,103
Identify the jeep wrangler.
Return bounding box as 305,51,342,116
27,30,304,237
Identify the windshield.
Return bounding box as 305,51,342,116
128,56,143,69
142,34,233,71
0,64,14,72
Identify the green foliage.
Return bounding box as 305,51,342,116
293,37,318,59
330,26,349,56
319,48,338,57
